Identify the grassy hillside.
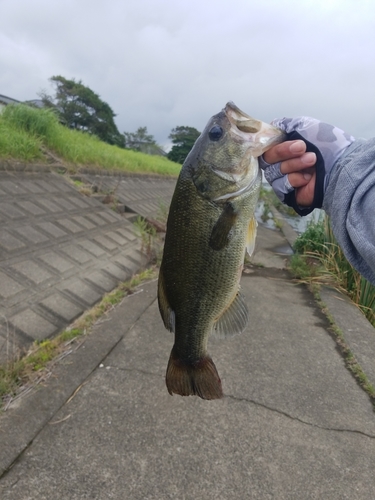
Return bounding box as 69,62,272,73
0,104,181,176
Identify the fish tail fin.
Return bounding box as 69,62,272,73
166,347,223,400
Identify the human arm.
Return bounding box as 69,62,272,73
323,137,375,285
260,117,375,285
260,117,355,215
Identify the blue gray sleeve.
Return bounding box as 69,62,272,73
323,138,375,285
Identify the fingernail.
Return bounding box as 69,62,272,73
302,152,316,165
303,173,312,180
290,140,305,154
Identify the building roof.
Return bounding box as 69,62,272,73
25,99,45,108
0,94,21,106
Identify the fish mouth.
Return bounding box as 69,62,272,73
225,102,262,134
212,103,284,202
224,101,285,154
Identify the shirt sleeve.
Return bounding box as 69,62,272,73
323,138,375,285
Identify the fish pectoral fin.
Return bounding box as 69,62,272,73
246,217,257,257
157,271,176,332
209,202,238,251
211,291,249,339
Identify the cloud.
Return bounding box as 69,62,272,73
1,0,374,146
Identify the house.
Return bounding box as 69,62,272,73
0,94,45,113
0,94,21,112
25,99,45,109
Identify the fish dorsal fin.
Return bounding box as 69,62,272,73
209,202,238,251
211,291,249,339
157,270,175,332
246,217,257,257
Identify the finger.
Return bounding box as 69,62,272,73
295,172,316,207
279,152,316,175
288,171,313,188
263,140,306,164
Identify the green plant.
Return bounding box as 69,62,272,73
2,103,59,141
274,218,283,230
289,254,319,280
0,117,43,161
293,220,325,254
292,215,375,327
261,200,271,222
320,220,375,325
134,216,157,258
0,104,181,176
258,186,296,217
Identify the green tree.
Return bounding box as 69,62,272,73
124,126,156,150
123,127,167,156
40,76,124,147
167,126,200,164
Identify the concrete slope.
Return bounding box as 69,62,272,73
0,170,175,362
77,171,177,220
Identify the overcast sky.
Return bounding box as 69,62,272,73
1,0,374,149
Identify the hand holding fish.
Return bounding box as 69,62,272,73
263,117,375,286
262,139,316,207
260,117,355,215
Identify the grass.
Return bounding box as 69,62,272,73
0,117,43,162
133,216,157,257
288,221,375,404
290,216,375,328
0,268,156,411
0,104,181,176
313,290,375,402
259,185,296,217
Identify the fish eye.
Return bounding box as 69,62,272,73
208,126,223,141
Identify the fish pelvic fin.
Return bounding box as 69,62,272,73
166,347,223,400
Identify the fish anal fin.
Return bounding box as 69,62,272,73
157,271,175,332
212,291,249,339
246,217,258,257
166,347,223,400
209,202,238,251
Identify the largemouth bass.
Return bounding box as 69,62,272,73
158,102,284,400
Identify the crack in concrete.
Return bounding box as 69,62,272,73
225,394,375,439
103,366,375,439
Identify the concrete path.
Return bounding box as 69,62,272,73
1,223,375,499
0,170,175,362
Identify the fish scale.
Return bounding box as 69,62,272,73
158,102,284,400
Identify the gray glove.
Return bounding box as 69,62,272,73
259,117,355,215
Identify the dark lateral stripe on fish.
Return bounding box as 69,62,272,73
166,347,223,400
